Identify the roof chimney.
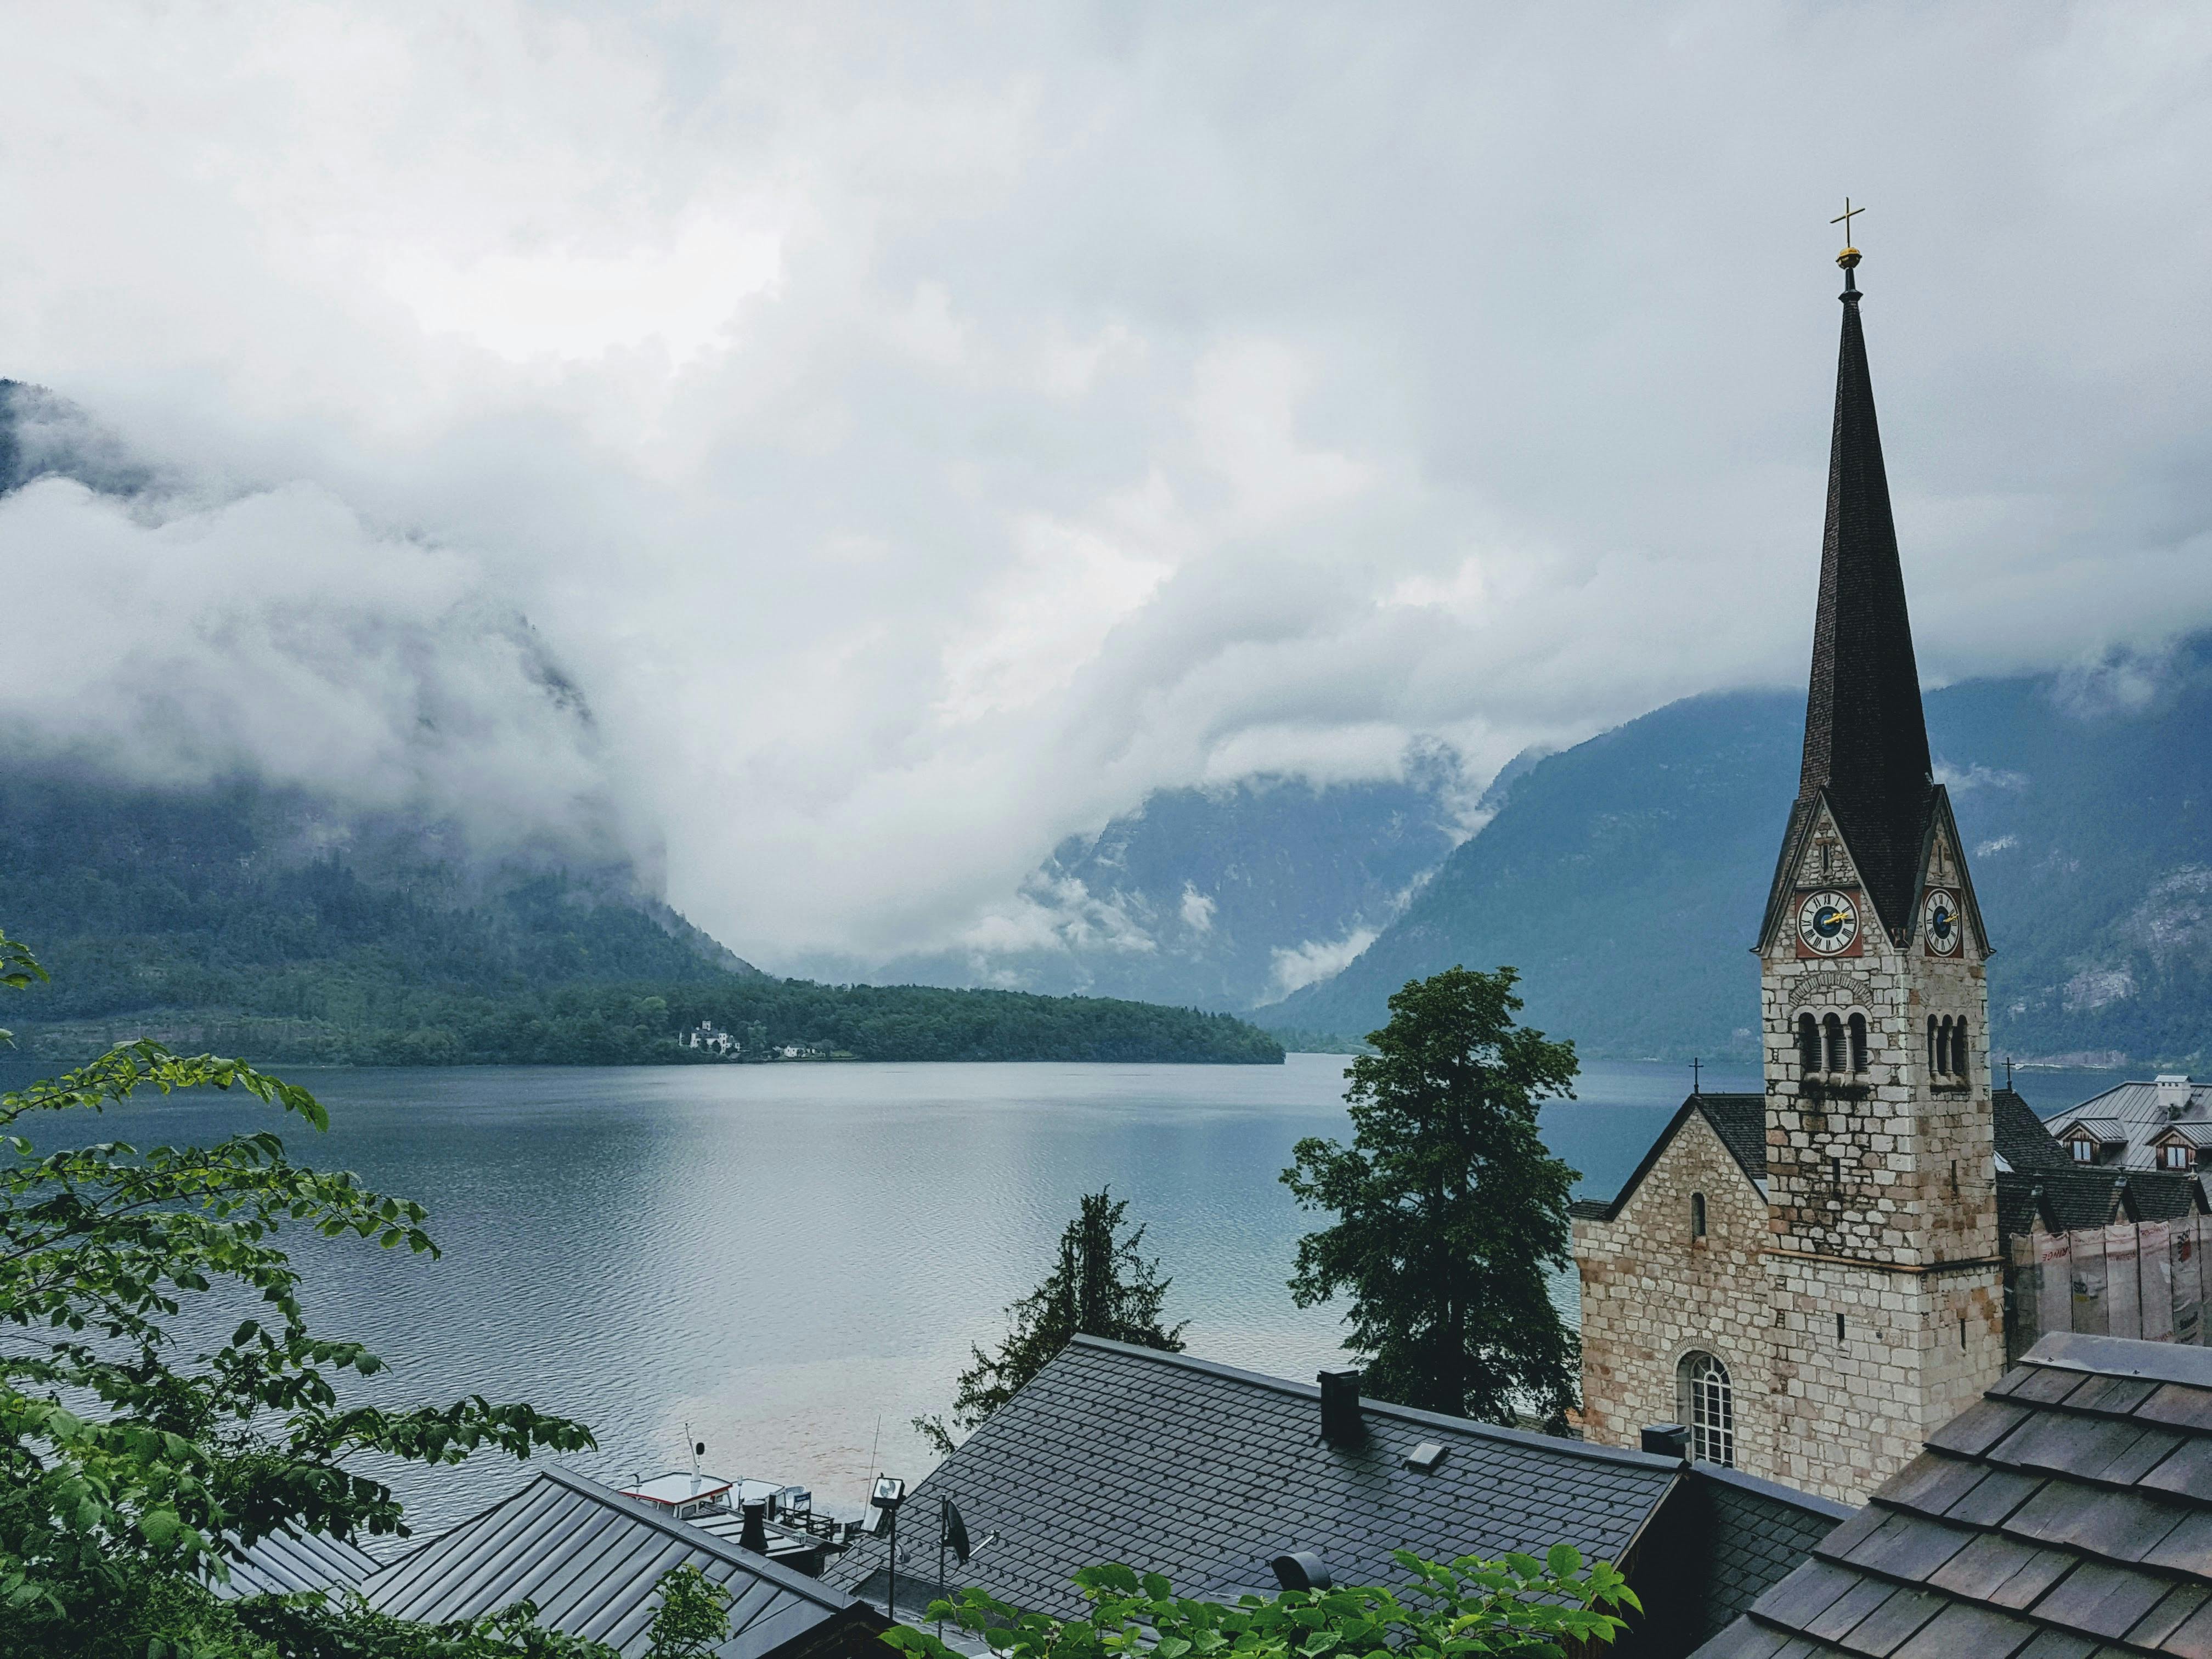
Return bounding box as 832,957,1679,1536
1318,1369,1364,1446
2158,1075,2193,1120
1271,1551,1333,1592
740,1498,769,1554
1641,1423,1691,1461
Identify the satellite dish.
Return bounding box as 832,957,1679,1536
942,1498,972,1564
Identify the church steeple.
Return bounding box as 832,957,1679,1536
1792,244,1933,936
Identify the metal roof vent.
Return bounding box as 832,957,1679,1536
1403,1441,1447,1473
1271,1551,1332,1592
1318,1369,1364,1446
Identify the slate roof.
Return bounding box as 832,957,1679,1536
826,1336,1838,1646
827,1336,1680,1616
1572,1093,1767,1223
360,1466,874,1659
1995,1164,2204,1242
1691,1468,1857,1640
1995,1090,2072,1175
2049,1080,2212,1172
215,1526,379,1599
1694,1332,2212,1658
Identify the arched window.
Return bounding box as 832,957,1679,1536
1927,1015,1941,1077
1691,1192,1707,1239
1848,1013,1869,1074
1823,1013,1846,1076
1677,1351,1735,1467
1939,1017,1957,1077
1797,1013,1821,1077
1953,1017,1971,1080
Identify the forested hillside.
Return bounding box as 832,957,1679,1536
1280,641,2212,1068
0,766,1283,1065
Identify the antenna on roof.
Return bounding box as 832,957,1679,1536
861,1415,882,1515
2005,1056,2015,1090
936,1498,971,1640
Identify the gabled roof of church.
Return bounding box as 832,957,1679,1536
1994,1089,2070,1173
1767,257,1937,941
1569,1092,1765,1223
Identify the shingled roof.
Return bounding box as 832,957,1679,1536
828,1336,1842,1646
1570,1093,1765,1223
1994,1090,2071,1174
1694,1332,2212,1658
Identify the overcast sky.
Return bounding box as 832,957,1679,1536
3,2,2208,967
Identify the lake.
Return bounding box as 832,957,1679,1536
0,1051,2118,1542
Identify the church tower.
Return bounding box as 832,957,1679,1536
1756,239,2004,1503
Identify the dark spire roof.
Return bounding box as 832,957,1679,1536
1793,259,1933,933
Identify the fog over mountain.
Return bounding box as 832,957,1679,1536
791,742,1477,1011
1279,640,2212,1067
0,381,650,888
3,5,2210,974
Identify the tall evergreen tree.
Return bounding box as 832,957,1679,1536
916,1189,1184,1454
1282,966,1580,1426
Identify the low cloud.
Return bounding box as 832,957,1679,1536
1265,929,1383,1003
2,5,2210,968
0,461,637,877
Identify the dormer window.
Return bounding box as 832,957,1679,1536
2151,1125,2208,1171
2060,1120,2129,1166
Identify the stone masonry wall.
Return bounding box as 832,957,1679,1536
1754,810,2005,1504
1767,1255,2004,1503
1575,1113,1774,1475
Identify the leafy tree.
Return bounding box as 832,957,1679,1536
0,926,599,1658
916,1189,1185,1454
644,1564,733,1659
880,1548,1641,1659
1282,966,1581,1426
234,1592,618,1657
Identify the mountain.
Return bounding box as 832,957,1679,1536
1278,640,2212,1068
838,745,1473,1012
0,763,1283,1066
0,379,1282,1067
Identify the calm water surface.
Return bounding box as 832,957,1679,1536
3,1051,2117,1541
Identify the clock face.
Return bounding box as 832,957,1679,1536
1923,889,1961,956
1797,889,1859,956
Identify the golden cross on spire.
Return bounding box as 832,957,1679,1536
1831,197,1865,246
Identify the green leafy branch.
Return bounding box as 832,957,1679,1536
881,1549,1641,1659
